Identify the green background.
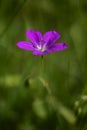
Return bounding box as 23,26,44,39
0,0,87,130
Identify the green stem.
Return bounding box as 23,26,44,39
39,56,52,95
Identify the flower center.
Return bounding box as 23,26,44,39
36,40,47,52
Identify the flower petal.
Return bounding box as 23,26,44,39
26,30,42,46
50,43,68,52
43,31,61,47
33,43,68,56
33,49,53,56
16,41,34,50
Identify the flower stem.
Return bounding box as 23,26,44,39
41,55,43,65
39,56,52,95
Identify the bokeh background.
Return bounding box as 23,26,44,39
0,0,87,130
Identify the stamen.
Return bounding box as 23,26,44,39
36,41,47,52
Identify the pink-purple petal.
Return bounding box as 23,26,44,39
50,43,68,52
33,50,52,56
16,41,34,50
43,31,61,46
26,30,42,46
36,31,42,40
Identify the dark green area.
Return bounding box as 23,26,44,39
0,0,87,130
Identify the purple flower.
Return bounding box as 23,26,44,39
16,30,68,56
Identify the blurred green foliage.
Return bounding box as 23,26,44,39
0,0,87,130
